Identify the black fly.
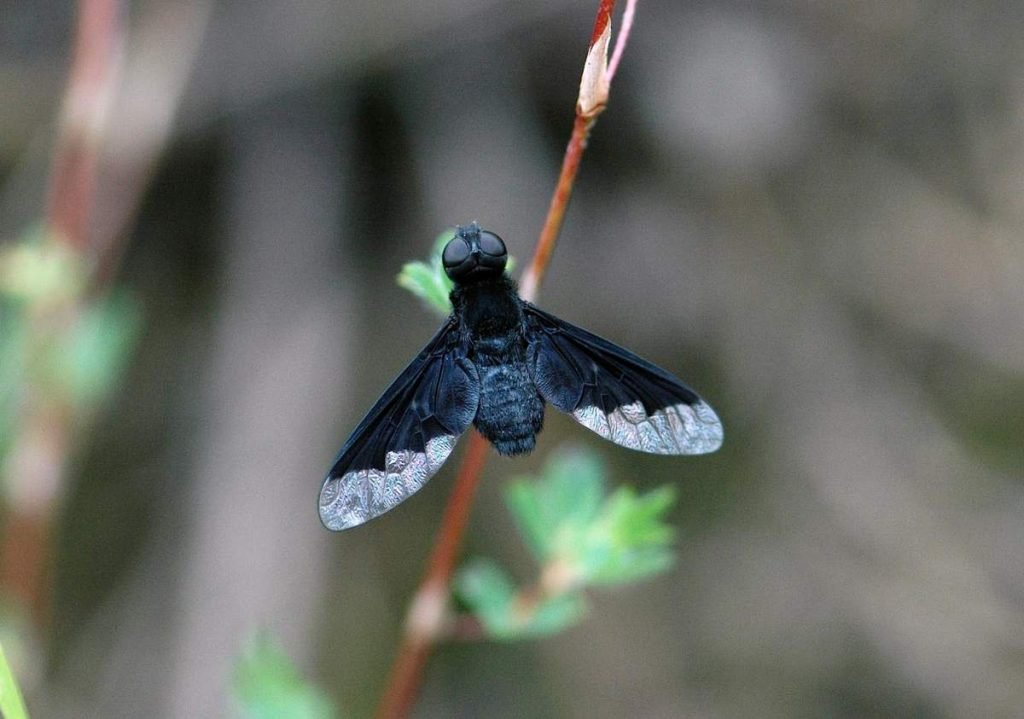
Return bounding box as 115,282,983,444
320,223,723,530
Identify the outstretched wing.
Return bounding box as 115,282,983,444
524,304,723,455
319,321,479,530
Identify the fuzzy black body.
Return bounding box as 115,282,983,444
319,222,723,531
451,276,544,456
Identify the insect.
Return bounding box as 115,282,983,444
320,222,723,530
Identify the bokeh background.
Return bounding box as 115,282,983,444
2,0,1023,717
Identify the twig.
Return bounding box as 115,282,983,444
1,0,122,629
45,0,122,253
519,0,633,302
1,0,209,631
519,113,591,303
373,432,489,719
606,0,636,84
374,1,638,716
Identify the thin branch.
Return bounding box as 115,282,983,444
606,0,637,83
374,1,637,715
519,113,592,303
45,0,122,253
521,0,638,301
374,431,489,719
1,0,209,632
1,0,123,629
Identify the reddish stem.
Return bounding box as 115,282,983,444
46,0,120,252
422,432,492,586
590,0,616,45
374,2,624,716
519,113,594,303
374,431,489,719
606,0,637,83
0,0,121,631
372,113,595,715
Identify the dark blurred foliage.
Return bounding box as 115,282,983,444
1,0,1023,717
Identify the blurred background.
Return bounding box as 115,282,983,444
2,0,1023,717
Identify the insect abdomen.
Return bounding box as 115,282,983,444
473,355,544,456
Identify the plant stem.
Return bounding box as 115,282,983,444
519,113,593,303
606,0,637,84
46,0,121,253
374,1,634,715
1,0,122,629
374,431,489,719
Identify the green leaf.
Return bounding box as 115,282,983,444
580,484,678,586
504,448,605,562
506,447,678,587
454,559,587,639
58,290,142,408
502,481,549,561
522,591,588,637
232,633,337,719
456,447,680,641
0,227,86,307
396,229,516,316
0,641,29,719
453,558,517,637
0,306,27,464
396,232,455,316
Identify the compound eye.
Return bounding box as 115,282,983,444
442,237,471,268
478,231,506,258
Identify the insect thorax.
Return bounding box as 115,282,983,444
451,275,544,455
451,275,522,340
